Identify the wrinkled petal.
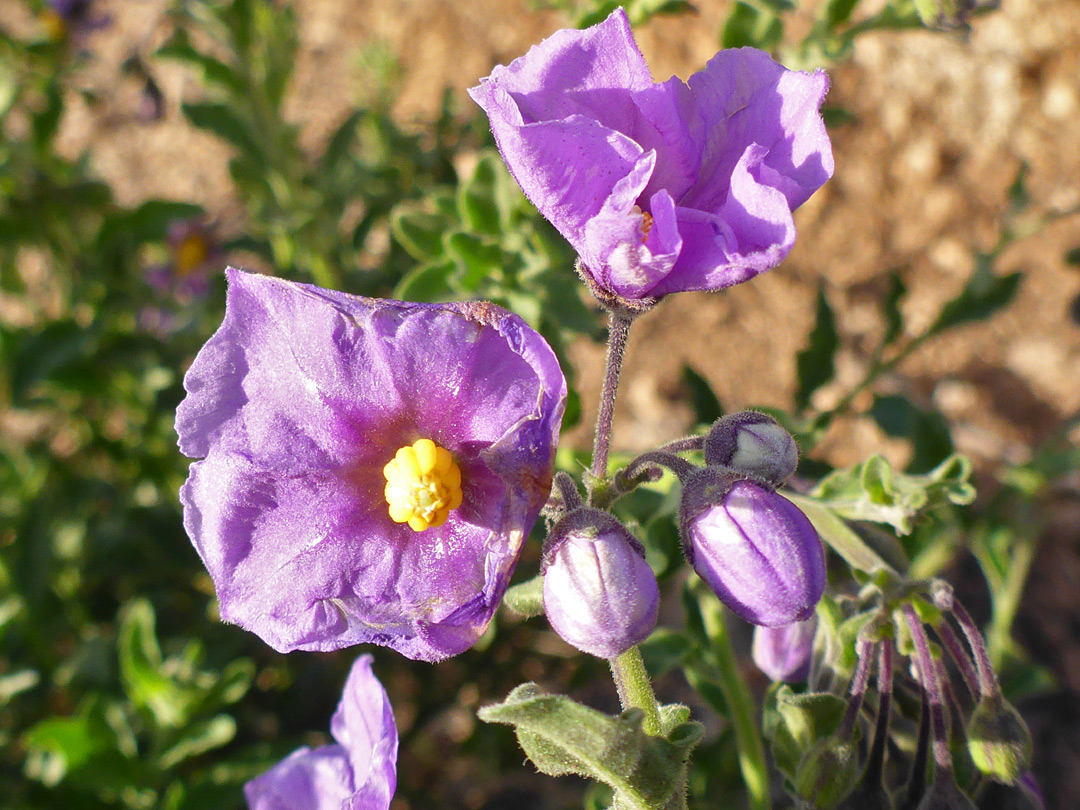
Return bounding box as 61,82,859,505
244,746,354,810
178,270,566,661
330,656,398,810
471,9,832,301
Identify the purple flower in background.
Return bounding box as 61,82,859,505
542,509,659,659
752,616,816,682
469,8,833,302
176,269,566,661
245,655,397,810
680,474,825,627
147,219,221,303
42,0,108,42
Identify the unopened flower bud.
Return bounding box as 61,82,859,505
752,616,817,682
703,411,798,487
542,509,659,659
794,738,859,810
680,472,825,627
966,696,1033,785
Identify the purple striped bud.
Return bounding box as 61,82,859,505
704,411,799,487
680,471,825,627
752,616,817,682
542,509,659,659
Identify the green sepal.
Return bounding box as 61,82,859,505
762,684,848,781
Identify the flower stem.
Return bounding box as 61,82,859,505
699,594,772,810
609,646,663,737
902,605,952,770
589,312,633,499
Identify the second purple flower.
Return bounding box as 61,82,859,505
176,269,566,662
470,9,833,302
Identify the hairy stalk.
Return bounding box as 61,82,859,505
950,601,1001,701
902,605,952,770
699,593,771,810
589,312,633,500
932,618,979,699
609,646,663,737
657,434,705,454
839,638,877,739
863,643,893,786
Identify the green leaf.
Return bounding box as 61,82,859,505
182,102,262,158
808,453,975,536
681,365,723,426
445,232,503,290
869,393,953,473
97,200,206,248
502,575,544,618
785,493,895,573
457,151,518,237
881,271,907,346
479,684,701,810
795,284,839,412
722,2,785,50
31,80,63,150
824,0,862,27
155,35,242,92
157,715,236,770
929,256,1023,335
390,205,451,261
118,600,194,728
762,685,847,781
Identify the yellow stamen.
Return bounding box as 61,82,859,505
174,234,210,276
383,439,463,532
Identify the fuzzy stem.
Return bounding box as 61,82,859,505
609,646,662,737
619,449,697,485
902,605,952,770
951,600,1001,701
839,637,877,739
657,434,705,454
589,312,633,498
863,642,893,786
552,471,584,513
699,594,771,810
932,618,980,699
901,688,932,810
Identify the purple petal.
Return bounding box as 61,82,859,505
330,656,397,810
244,745,354,810
177,271,566,661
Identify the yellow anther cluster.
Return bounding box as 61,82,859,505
383,439,463,532
175,234,210,276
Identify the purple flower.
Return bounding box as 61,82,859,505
176,269,566,661
469,9,833,302
680,474,825,627
42,0,108,42
542,509,659,659
751,616,816,682
147,219,221,303
245,655,397,810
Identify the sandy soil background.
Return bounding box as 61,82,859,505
6,0,1080,805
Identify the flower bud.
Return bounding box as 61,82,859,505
966,695,1033,785
703,411,798,487
680,472,825,627
542,509,659,659
752,616,817,682
794,738,859,810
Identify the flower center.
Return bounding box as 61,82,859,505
174,234,210,276
383,438,463,532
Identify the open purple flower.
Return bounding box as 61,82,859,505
176,269,566,661
469,9,833,302
245,655,398,810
